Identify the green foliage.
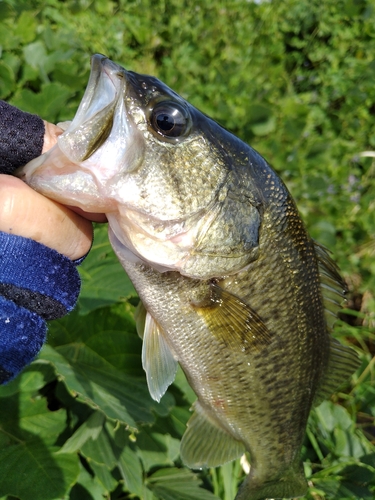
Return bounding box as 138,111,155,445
1,0,375,499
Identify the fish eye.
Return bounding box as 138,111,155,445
150,101,191,140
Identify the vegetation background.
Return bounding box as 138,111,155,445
0,0,375,498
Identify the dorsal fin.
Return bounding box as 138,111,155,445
314,336,360,406
313,243,360,405
315,242,348,330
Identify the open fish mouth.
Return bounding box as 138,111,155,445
54,54,127,164
18,55,141,213
22,54,125,173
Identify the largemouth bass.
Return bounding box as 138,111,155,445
20,55,359,500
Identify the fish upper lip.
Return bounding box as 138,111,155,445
53,54,127,164
93,54,126,88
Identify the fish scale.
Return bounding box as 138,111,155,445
20,54,360,500
122,245,314,486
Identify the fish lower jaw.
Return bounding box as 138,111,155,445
127,242,193,274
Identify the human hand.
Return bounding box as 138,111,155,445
0,174,93,260
0,121,94,260
41,121,64,154
0,110,100,385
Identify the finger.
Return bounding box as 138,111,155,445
67,206,108,222
42,122,64,153
0,175,93,260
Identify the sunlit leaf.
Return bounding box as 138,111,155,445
0,391,66,442
11,83,72,121
118,444,144,497
14,11,37,44
23,41,48,69
58,411,105,454
81,426,118,468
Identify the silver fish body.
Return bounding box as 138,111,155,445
20,55,359,500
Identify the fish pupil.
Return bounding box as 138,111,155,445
151,101,190,139
157,113,174,132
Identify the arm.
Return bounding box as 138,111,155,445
0,102,92,383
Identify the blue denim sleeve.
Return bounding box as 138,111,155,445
0,231,82,384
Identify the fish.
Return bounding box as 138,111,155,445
19,54,359,500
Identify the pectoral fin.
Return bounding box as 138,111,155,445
193,282,272,353
134,300,147,339
141,311,178,402
180,402,245,469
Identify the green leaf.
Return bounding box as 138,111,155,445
315,401,353,433
78,225,136,315
338,481,374,500
341,462,375,484
312,477,341,497
0,23,17,50
84,326,144,376
333,428,372,459
136,429,180,472
39,305,175,426
0,440,79,500
71,422,120,494
152,405,191,440
146,468,220,500
117,444,144,497
88,461,117,493
248,104,276,136
58,411,105,454
0,364,55,398
0,61,15,99
81,426,118,469
19,63,40,85
70,461,109,500
0,1,12,19
23,41,48,70
0,391,67,443
15,11,37,44
40,342,173,428
10,82,72,121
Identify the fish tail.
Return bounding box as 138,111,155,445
235,461,307,500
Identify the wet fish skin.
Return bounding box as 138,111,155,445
19,55,359,500
112,160,324,499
